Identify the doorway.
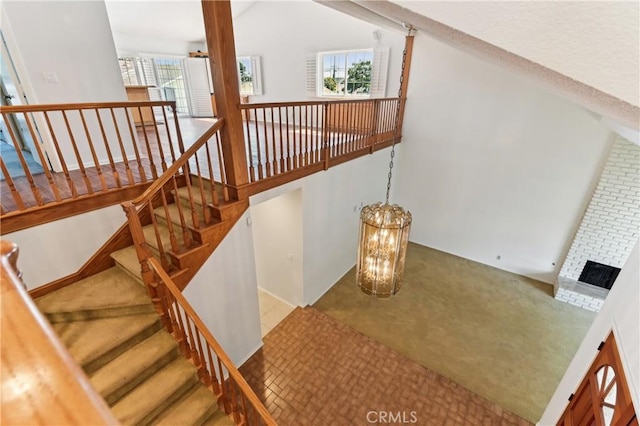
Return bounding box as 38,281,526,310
250,189,303,337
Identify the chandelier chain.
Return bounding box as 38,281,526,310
385,25,412,204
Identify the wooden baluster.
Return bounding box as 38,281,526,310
61,111,93,194
203,141,219,209
0,157,25,211
171,103,186,155
22,112,62,202
123,108,147,183
158,186,180,254
240,394,250,426
244,111,255,182
0,113,44,206
277,107,285,174
172,297,191,358
253,109,263,180
185,154,203,229
270,107,278,175
322,103,330,170
229,378,241,424
215,134,229,202
206,345,222,395
108,108,135,185
285,106,292,172
150,113,168,172
183,316,202,372
218,358,231,414
304,105,310,166
147,201,171,271
296,105,303,168
170,175,192,248
370,100,379,153
42,112,77,197
161,107,177,163
137,107,158,179
261,108,271,177
77,110,108,192
93,108,121,188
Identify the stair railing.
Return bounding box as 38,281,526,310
0,240,117,425
1,100,184,233
121,118,228,300
147,256,276,426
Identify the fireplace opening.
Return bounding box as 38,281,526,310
579,261,621,290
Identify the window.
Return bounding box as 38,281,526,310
307,48,389,98
237,56,262,96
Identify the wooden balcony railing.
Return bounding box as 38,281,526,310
240,97,403,195
148,256,276,426
0,240,117,425
0,101,184,233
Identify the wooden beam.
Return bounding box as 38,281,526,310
201,0,249,198
398,34,414,129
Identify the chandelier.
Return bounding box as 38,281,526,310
356,24,414,298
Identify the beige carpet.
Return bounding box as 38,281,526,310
313,242,596,423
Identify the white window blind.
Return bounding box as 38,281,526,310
183,57,214,117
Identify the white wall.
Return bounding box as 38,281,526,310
250,189,303,306
251,148,391,305
183,211,262,366
396,1,640,107
539,242,640,424
1,0,126,104
111,33,202,58
394,32,614,284
4,206,127,289
232,0,406,103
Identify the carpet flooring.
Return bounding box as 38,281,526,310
0,141,44,180
313,242,596,423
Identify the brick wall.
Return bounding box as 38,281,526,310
559,136,640,281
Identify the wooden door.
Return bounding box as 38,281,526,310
557,333,637,426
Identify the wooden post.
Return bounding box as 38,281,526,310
1,240,23,287
201,0,249,199
397,34,414,135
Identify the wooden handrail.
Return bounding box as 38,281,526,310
125,118,225,208
239,96,402,109
0,240,118,425
1,100,175,113
147,256,276,426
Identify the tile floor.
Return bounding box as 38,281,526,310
240,307,533,426
258,289,296,338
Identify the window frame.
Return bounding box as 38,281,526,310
318,48,374,99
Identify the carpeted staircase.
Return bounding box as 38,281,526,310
35,266,234,426
33,179,246,425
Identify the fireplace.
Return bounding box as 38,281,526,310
578,261,621,290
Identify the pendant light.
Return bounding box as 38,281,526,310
356,24,415,298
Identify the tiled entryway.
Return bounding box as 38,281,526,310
258,289,296,337
240,307,533,426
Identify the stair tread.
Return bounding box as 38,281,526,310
90,330,179,405
174,185,215,207
154,202,199,229
111,245,144,282
52,313,161,372
142,223,187,254
155,385,220,426
35,267,153,321
111,357,199,425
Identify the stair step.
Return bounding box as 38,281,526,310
154,202,200,230
202,410,235,426
111,358,200,426
155,385,221,426
35,267,153,322
142,223,187,255
52,313,162,374
110,245,191,286
90,330,180,406
111,246,145,284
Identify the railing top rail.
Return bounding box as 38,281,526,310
123,118,225,209
147,257,276,425
240,96,402,109
1,100,176,113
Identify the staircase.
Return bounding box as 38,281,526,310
31,177,251,425
34,266,234,425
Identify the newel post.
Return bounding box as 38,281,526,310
1,240,24,288
122,202,170,330
201,0,249,199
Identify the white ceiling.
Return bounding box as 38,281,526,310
104,0,256,43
